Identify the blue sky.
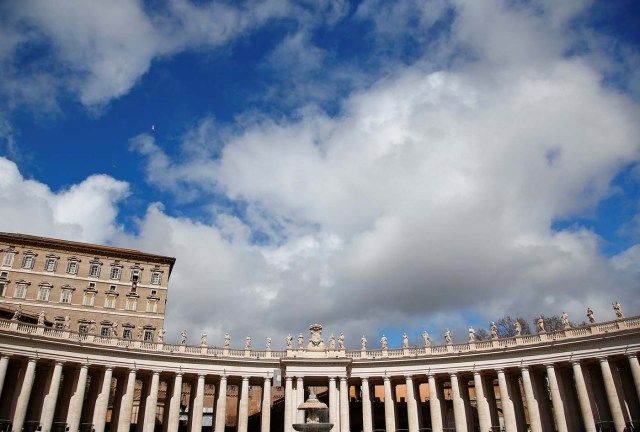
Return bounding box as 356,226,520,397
1,0,639,346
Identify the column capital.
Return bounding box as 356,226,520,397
383,375,391,382
152,370,161,376
404,375,414,380
242,375,250,381
27,357,38,363
0,354,10,360
598,357,609,364
544,363,555,370
449,372,458,378
571,360,582,366
174,372,183,377
198,373,207,379
263,376,271,382
361,376,370,382
328,376,336,382
627,353,638,360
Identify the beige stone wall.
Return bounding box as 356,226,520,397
0,235,173,341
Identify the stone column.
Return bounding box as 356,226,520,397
383,377,396,432
118,369,137,432
629,354,640,403
67,364,89,432
599,357,626,431
284,376,293,432
569,362,596,432
39,361,64,432
328,377,338,428
296,377,305,424
142,371,161,432
473,372,491,432
545,364,568,432
405,376,419,432
361,378,373,432
237,376,250,432
496,369,517,432
261,377,271,432
12,358,37,432
0,355,9,402
428,375,442,432
168,373,183,432
93,367,113,432
339,377,350,432
214,376,228,432
450,373,467,432
190,374,206,432
520,367,542,432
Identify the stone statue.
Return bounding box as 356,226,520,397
112,321,119,337
561,311,570,329
468,326,475,342
266,337,271,350
297,333,304,349
402,332,409,348
328,334,335,350
515,320,522,336
137,326,143,340
12,304,22,321
490,322,498,339
64,315,71,330
180,330,187,345
613,301,624,319
587,307,595,323
246,336,251,349
89,321,96,334
158,328,165,343
361,335,367,350
224,333,231,348
37,310,45,326
444,329,452,344
380,335,388,349
422,331,430,347
308,323,325,349
338,333,345,350
201,333,207,346
286,334,293,349
537,316,545,333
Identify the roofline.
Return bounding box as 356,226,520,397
0,232,176,276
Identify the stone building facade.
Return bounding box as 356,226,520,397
0,232,175,342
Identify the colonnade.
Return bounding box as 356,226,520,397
0,352,639,432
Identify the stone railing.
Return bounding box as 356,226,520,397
1,315,638,360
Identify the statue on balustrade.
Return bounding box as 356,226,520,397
613,301,624,319
137,326,143,340
490,322,498,339
587,307,595,323
561,312,570,329
515,320,522,336
64,315,70,330
361,335,367,350
537,316,545,333
286,334,293,349
112,321,119,337
224,333,231,348
11,304,21,321
266,337,271,349
444,329,452,344
158,328,165,343
422,331,430,347
402,332,409,348
380,335,388,349
38,310,45,326
328,334,335,349
180,330,187,345
201,333,207,346
297,333,304,349
89,321,96,334
338,333,345,349
246,336,251,349
468,326,475,342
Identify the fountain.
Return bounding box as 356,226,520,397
292,392,334,431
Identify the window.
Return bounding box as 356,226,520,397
78,322,89,334
130,266,143,282
89,264,101,278
2,249,16,267
60,288,73,304
100,326,112,336
44,255,59,272
21,255,35,269
0,282,6,297
14,281,29,298
144,329,154,342
104,294,117,309
66,258,80,275
54,317,65,330
151,272,162,285
37,285,51,301
125,297,137,311
146,299,158,313
110,266,122,280
83,292,95,306
122,327,133,339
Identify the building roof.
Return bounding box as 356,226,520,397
0,232,176,275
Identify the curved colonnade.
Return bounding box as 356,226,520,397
1,316,640,432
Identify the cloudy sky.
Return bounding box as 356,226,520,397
1,0,639,347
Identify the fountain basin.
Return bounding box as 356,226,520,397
292,424,334,432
